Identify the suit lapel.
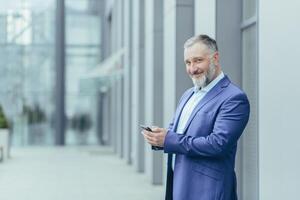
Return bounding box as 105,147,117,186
181,76,230,134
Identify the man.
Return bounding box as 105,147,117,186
142,35,250,200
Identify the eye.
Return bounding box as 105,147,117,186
185,61,191,65
195,58,203,63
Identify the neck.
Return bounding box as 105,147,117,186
212,67,221,81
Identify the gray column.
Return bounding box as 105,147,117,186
123,0,133,164
116,75,123,157
96,89,106,145
131,0,145,172
216,0,243,198
115,0,124,159
102,86,111,145
194,0,216,37
101,0,111,60
100,1,111,144
110,77,117,153
216,0,242,85
118,76,124,158
163,0,194,126
162,0,194,185
118,0,125,158
111,2,118,53
107,84,115,149
55,0,65,145
144,0,164,185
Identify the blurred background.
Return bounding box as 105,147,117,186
0,0,102,146
0,0,299,200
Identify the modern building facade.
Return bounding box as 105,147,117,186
98,0,300,199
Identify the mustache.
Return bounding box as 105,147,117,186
190,70,204,75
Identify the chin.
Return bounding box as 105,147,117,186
192,77,207,88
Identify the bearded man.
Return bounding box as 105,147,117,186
142,34,250,200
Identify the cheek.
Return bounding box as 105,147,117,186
186,66,190,73
201,64,210,71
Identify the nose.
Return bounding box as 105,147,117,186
189,63,198,73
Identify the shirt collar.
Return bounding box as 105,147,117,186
193,71,225,93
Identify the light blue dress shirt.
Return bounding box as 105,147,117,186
172,72,225,169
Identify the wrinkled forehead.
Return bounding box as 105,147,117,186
184,42,210,60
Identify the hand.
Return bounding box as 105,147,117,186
142,127,167,147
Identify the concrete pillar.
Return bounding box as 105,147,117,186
194,0,216,38
215,0,243,197
96,90,103,145
111,0,124,158
131,0,145,172
123,0,133,164
115,75,123,156
110,80,117,153
117,76,124,158
101,0,111,60
55,0,65,145
102,86,111,145
144,0,164,185
216,0,242,85
163,0,194,127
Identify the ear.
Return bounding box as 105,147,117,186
213,52,220,65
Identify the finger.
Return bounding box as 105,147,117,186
143,134,157,145
144,133,155,142
152,127,164,133
144,131,156,137
151,127,160,132
145,137,156,145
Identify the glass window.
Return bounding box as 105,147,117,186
0,0,56,145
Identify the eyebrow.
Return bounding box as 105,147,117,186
184,56,205,63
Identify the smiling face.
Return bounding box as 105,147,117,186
184,42,220,88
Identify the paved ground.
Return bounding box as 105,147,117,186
0,146,164,200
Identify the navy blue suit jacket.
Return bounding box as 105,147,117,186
164,75,250,200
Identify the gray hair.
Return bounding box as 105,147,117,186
184,34,218,53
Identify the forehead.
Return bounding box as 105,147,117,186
184,42,209,60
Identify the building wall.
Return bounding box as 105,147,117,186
101,1,300,199
259,0,300,199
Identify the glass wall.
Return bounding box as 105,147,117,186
0,0,102,146
0,0,56,145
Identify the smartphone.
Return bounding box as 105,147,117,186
140,125,153,132
140,125,163,151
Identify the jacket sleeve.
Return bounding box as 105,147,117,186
163,93,250,157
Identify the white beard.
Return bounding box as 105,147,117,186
192,62,216,89
192,75,207,89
